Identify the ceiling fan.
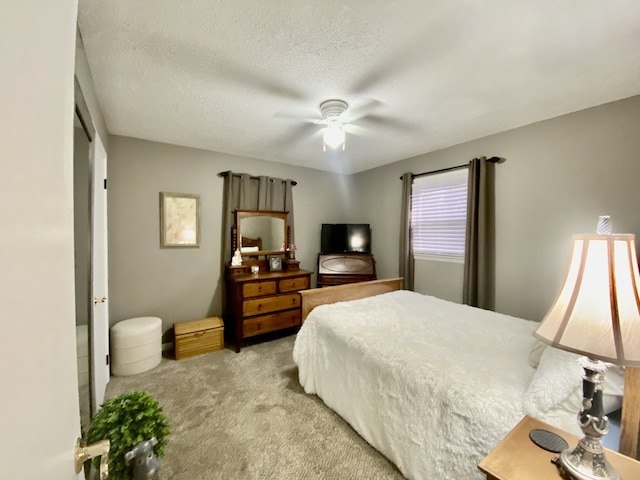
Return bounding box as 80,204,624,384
319,99,349,151
275,97,397,152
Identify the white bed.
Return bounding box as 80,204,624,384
293,287,624,480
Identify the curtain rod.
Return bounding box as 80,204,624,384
218,171,297,186
399,156,503,180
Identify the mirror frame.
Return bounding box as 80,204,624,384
233,210,288,257
74,76,95,432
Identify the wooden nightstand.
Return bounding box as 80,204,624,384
478,416,640,480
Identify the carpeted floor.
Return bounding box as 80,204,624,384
105,333,404,479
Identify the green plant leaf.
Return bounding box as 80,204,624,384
87,390,170,480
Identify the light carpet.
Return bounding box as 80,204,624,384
104,334,404,479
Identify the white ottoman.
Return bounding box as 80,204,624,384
111,317,162,376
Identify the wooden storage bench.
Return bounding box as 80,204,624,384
174,316,224,360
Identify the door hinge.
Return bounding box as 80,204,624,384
103,178,107,189
106,354,110,366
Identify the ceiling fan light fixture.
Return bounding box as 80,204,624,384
320,99,348,152
323,123,346,151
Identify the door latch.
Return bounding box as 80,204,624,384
75,437,110,479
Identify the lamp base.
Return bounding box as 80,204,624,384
557,436,620,480
553,357,619,480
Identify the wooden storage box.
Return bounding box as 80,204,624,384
174,317,224,360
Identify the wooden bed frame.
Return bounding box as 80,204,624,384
298,277,640,460
300,277,404,322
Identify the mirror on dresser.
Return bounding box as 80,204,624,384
232,210,289,256
225,209,311,352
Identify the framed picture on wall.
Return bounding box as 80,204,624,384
160,192,200,248
267,254,283,272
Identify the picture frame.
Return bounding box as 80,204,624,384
267,254,283,272
160,192,200,248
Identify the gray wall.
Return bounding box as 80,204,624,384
108,136,352,335
414,260,463,304
351,95,640,322
108,95,640,334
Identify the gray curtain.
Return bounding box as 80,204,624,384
463,157,495,309
220,172,295,265
399,172,414,291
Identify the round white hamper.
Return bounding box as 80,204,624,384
111,317,162,376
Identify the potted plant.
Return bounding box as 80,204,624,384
87,390,170,479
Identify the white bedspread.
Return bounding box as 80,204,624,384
293,290,577,480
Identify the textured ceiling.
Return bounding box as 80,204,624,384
77,0,640,174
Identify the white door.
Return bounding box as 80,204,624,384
91,133,110,412
2,1,83,477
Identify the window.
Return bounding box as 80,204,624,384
411,168,468,262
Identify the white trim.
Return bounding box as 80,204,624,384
414,253,465,264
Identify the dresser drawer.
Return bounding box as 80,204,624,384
226,269,311,352
279,276,310,293
243,280,277,298
242,293,300,317
243,310,301,337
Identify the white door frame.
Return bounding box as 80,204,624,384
91,132,109,412
75,75,110,417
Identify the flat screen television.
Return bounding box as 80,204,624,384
321,223,371,254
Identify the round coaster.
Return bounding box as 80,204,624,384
529,429,569,453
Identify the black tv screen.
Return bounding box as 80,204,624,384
321,223,371,253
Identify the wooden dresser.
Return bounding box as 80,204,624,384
225,268,312,352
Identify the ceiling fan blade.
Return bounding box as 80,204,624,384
341,98,384,123
276,122,321,148
349,34,432,93
142,31,307,101
343,123,368,136
273,109,324,124
359,114,421,133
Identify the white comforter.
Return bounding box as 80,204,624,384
293,290,578,480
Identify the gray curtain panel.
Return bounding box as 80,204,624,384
463,157,496,310
399,172,414,291
220,171,295,265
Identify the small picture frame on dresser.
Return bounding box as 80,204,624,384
267,255,283,272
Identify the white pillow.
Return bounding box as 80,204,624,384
524,346,625,419
525,346,581,416
528,339,547,368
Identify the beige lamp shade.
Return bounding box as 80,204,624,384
534,234,640,366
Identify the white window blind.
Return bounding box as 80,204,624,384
411,168,469,260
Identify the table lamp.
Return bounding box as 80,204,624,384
534,218,640,480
